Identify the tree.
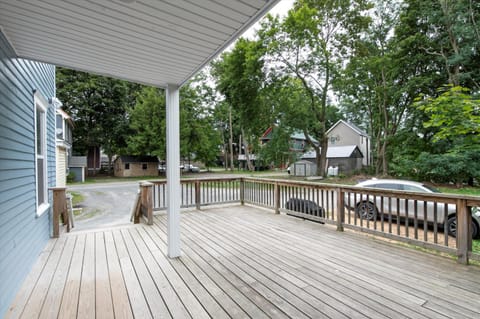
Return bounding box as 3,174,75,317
339,0,408,175
127,87,166,157
259,0,371,176
127,76,221,168
56,68,139,173
387,0,480,181
211,38,272,171
417,85,480,146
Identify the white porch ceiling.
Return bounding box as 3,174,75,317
0,0,280,87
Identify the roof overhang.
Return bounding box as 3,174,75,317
0,0,280,87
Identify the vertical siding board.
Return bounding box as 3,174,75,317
0,31,56,317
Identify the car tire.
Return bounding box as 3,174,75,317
356,201,377,221
446,216,480,239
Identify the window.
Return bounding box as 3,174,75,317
125,163,130,170
142,163,148,170
402,185,424,192
35,92,49,216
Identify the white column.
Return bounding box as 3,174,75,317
166,84,181,258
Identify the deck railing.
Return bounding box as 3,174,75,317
138,177,480,264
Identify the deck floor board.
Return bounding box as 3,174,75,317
6,205,480,319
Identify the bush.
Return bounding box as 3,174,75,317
67,171,76,183
391,151,480,185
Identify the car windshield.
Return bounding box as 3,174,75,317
422,184,441,193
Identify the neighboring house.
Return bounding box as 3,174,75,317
0,31,57,316
253,126,318,169
327,120,371,166
114,155,159,177
301,145,364,174
260,126,317,153
87,146,101,175
55,108,73,187
69,156,87,183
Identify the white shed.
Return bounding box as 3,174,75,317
289,160,317,177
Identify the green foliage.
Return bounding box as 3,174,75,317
391,151,480,185
259,0,372,175
258,126,294,167
66,171,76,183
127,87,166,157
56,68,140,158
416,85,480,144
127,76,221,167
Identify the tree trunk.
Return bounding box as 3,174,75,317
380,139,388,176
108,154,113,176
317,136,328,177
228,105,234,171
92,146,97,176
242,129,255,171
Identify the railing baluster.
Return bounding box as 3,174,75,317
423,201,428,242
414,200,418,240
405,199,409,238
380,196,384,232
396,197,400,236
433,203,438,244
444,203,448,247
388,196,392,234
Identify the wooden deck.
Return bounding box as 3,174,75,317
6,205,480,319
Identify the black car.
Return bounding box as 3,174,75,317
285,198,325,219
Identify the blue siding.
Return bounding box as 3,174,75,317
0,31,56,317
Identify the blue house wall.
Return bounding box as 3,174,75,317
0,31,56,316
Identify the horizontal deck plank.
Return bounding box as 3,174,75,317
6,205,480,319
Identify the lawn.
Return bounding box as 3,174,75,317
437,186,480,196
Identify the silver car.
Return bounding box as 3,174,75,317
349,179,480,239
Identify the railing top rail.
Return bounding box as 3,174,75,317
242,177,480,204
144,176,480,204
146,177,242,185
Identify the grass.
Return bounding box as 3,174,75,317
474,240,480,252
68,175,162,185
437,186,480,196
68,191,84,207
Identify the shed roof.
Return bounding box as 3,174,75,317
301,145,363,159
70,156,87,167
116,155,159,163
0,0,280,87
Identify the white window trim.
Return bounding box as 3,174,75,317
34,91,50,217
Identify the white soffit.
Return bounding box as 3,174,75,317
0,0,280,87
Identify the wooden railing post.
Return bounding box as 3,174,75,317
274,182,280,214
336,188,345,232
195,180,201,210
456,198,471,265
50,187,68,238
140,182,154,225
240,178,245,205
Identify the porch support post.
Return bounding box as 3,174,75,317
166,84,181,258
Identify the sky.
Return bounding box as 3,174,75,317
240,0,295,39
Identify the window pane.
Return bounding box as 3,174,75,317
36,109,43,155
37,157,45,204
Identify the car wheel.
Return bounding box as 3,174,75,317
356,201,377,221
473,221,479,239
446,216,480,239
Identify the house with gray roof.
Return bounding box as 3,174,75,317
327,120,371,166
301,145,364,174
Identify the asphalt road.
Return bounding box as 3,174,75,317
68,181,139,231
67,171,288,232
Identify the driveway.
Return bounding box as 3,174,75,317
67,171,289,231
68,181,139,231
